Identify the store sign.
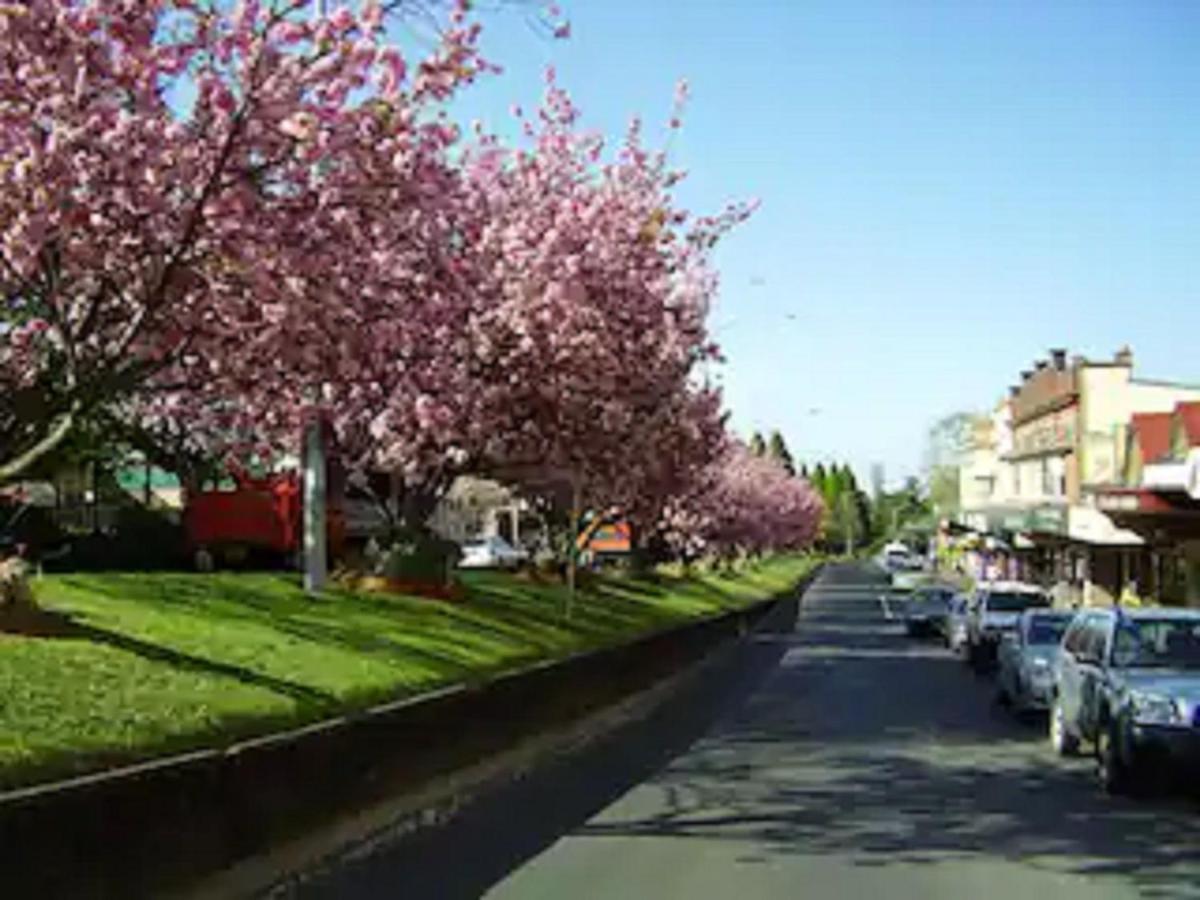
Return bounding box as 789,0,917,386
1027,506,1068,533
1013,406,1077,457
587,522,632,554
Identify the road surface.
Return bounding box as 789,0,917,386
296,563,1200,899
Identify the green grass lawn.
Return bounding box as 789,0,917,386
0,555,818,790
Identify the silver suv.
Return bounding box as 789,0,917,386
1051,608,1200,794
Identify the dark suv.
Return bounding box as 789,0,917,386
1051,608,1200,794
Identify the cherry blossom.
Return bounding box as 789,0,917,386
660,440,825,560
0,0,485,482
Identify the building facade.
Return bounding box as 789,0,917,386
1095,402,1200,606
956,347,1200,605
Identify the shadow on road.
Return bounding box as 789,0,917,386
575,568,1200,899
294,596,804,899
296,565,1200,900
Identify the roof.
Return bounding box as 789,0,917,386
1130,412,1172,464
1176,401,1200,447
1085,607,1200,621
979,581,1045,594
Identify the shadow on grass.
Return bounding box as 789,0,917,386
3,606,338,709
29,561,809,718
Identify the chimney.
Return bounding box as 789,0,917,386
1008,385,1020,398
1021,370,1033,382
1050,348,1067,371
1035,360,1048,371
1115,345,1134,367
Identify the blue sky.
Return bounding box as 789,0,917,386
448,0,1200,485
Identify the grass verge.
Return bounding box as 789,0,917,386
0,554,817,790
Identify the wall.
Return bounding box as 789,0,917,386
1079,367,1200,487
1010,364,1077,426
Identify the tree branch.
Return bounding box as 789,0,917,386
0,405,77,486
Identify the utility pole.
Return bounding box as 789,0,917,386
303,414,327,594
302,0,328,596
566,470,581,620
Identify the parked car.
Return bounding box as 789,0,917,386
943,594,972,655
457,535,526,570
965,582,1051,671
996,609,1077,714
1052,607,1200,794
891,568,930,593
877,542,923,581
904,584,957,637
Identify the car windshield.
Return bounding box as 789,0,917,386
915,589,951,604
1026,616,1072,645
987,592,1049,612
1112,618,1200,669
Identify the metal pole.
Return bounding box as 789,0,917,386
303,418,327,594
299,0,329,595
566,472,581,620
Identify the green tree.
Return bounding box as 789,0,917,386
812,462,828,493
766,430,795,476
749,431,767,457
854,489,874,544
842,465,859,493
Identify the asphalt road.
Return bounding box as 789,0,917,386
296,563,1200,899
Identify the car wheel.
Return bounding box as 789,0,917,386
995,681,1012,708
1096,720,1137,796
1050,698,1080,757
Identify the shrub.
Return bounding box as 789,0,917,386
379,527,461,585
44,505,186,571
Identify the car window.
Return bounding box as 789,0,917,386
985,592,1050,612
1027,615,1072,646
1112,617,1200,669
1081,620,1109,663
1063,618,1088,656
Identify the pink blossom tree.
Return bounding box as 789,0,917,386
0,0,487,485
458,74,753,530
660,439,825,563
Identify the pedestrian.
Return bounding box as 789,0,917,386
1118,579,1143,608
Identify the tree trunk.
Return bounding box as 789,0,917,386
400,485,441,534
0,411,76,487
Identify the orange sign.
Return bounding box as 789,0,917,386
586,522,632,554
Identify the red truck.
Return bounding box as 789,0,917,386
183,466,345,568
